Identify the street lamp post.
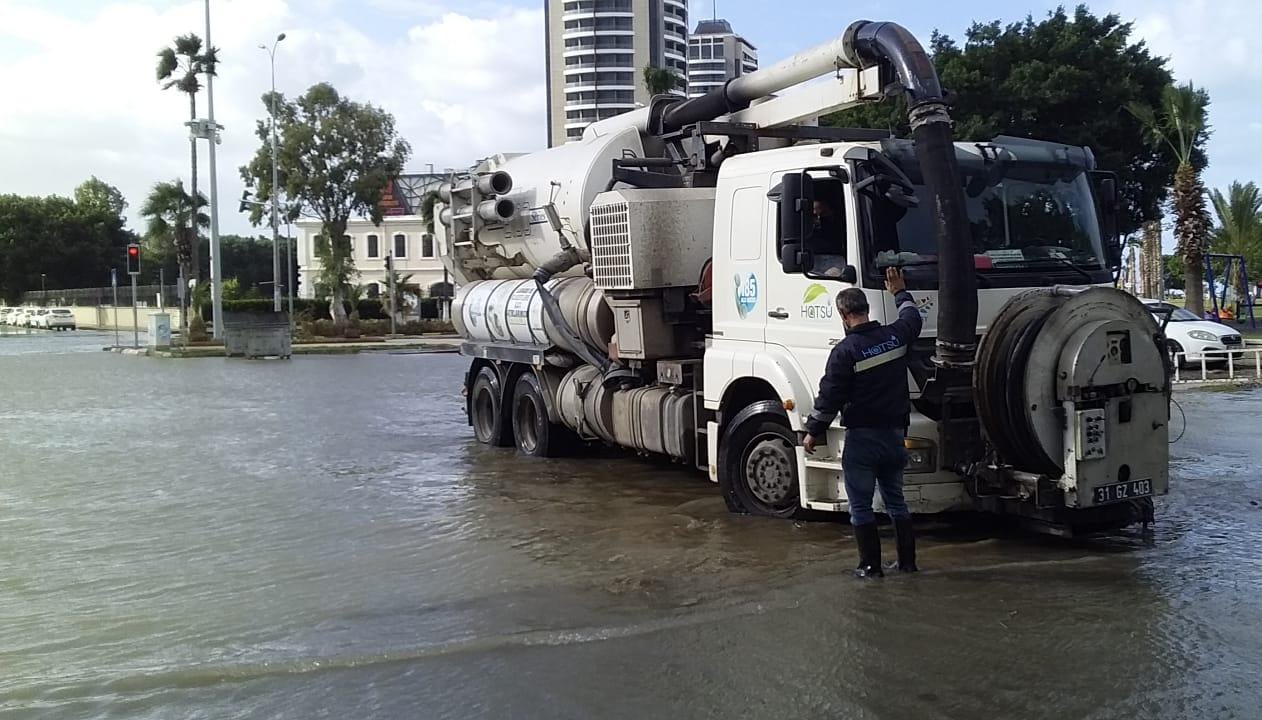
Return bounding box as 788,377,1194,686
260,33,286,313
204,0,224,340
40,273,46,294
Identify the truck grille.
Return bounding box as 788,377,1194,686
589,201,632,290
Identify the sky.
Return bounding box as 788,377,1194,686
0,0,1257,244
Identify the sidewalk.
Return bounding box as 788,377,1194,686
108,335,462,358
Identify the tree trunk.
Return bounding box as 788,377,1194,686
325,219,351,326
188,92,202,284
1173,163,1209,315
1141,220,1162,298
1127,243,1138,294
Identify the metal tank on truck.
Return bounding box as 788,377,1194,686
436,19,1172,536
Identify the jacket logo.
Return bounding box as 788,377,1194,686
861,334,902,358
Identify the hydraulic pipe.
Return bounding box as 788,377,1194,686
847,21,977,369
667,20,976,367
439,198,516,226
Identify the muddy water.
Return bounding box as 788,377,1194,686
1,336,1259,718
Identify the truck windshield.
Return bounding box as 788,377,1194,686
863,161,1109,285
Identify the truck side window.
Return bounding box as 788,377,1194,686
805,177,847,278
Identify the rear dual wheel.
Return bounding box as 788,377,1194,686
470,365,514,447
511,372,572,458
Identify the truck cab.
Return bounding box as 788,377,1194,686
704,137,1118,517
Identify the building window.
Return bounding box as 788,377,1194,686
366,234,379,258
366,282,380,298
689,44,700,59
422,234,435,258
713,43,724,58
701,45,712,59
394,233,407,258
344,234,354,257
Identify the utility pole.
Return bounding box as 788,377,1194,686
111,268,120,349
260,33,287,313
204,0,224,339
386,254,397,336
286,212,295,332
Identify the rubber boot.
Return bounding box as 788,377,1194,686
852,522,884,578
884,518,918,572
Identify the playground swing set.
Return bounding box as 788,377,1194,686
1203,253,1258,329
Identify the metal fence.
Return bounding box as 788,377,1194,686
21,285,181,308
1172,348,1262,383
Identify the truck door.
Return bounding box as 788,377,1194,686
763,168,859,398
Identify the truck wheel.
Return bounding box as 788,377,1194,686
511,372,569,457
719,406,802,518
470,365,513,447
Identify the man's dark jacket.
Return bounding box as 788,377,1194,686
805,289,923,436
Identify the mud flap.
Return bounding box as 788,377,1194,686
706,421,720,483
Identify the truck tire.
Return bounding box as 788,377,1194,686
719,404,802,518
511,372,569,457
470,365,513,447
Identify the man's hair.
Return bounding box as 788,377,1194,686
835,288,869,317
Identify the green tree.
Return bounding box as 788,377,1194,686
240,83,410,325
824,6,1184,237
73,177,128,220
0,193,132,303
1209,182,1262,296
380,268,415,322
1163,254,1185,291
156,33,217,281
642,65,679,95
1128,83,1212,314
140,180,208,313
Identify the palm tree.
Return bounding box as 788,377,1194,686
1210,181,1262,301
156,33,217,282
141,180,208,329
643,65,679,96
381,269,415,322
1128,83,1212,314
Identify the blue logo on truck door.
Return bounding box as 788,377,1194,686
734,273,758,318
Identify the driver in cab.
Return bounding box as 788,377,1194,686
807,182,847,278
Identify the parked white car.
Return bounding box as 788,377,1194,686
1143,299,1245,364
16,308,35,327
28,308,50,328
45,308,77,331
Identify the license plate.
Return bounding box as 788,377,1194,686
1093,479,1153,505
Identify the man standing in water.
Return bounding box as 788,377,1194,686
803,267,922,578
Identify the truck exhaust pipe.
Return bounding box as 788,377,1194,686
438,171,513,202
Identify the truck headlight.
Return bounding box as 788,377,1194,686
904,438,937,473
1189,330,1217,341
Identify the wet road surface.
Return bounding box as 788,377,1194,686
1,331,1260,718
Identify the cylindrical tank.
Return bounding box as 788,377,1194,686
556,366,696,461
438,127,646,285
453,277,614,357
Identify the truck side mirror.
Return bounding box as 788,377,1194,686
778,172,815,274
839,265,858,284
1091,171,1122,270
780,243,802,274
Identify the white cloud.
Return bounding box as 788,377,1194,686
0,0,545,236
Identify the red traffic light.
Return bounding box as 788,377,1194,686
126,243,141,275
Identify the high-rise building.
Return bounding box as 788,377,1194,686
686,18,757,98
545,0,689,146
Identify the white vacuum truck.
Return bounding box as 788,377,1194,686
438,20,1171,535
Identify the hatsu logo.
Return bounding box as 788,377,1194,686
800,283,834,320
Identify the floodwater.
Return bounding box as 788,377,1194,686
2,329,1261,719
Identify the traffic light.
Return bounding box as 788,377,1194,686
125,243,141,276
384,254,393,271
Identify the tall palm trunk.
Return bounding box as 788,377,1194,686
1142,220,1162,298
1173,163,1209,315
